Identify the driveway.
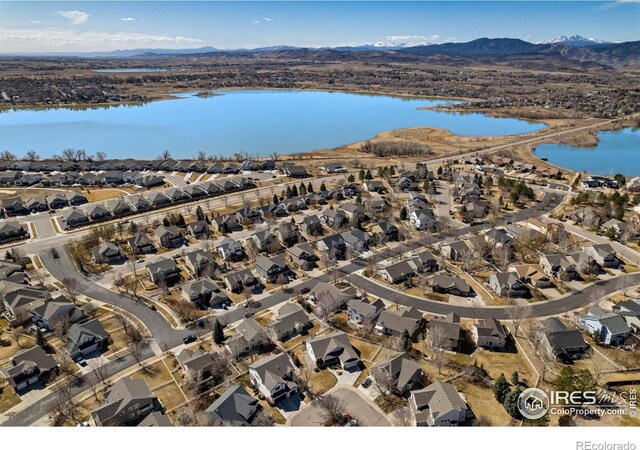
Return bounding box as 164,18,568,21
288,387,390,427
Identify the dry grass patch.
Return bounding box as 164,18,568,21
0,335,35,364
351,338,381,362
154,382,187,412
83,189,128,203
0,383,21,414
131,360,174,389
473,348,537,386
453,380,516,426
309,370,337,396
259,400,287,424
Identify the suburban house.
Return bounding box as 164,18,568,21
409,251,439,273
471,318,508,349
186,220,210,239
306,331,360,370
509,264,553,288
46,194,69,210
410,208,437,231
301,215,324,235
440,240,470,261
320,162,348,174
347,297,385,324
225,319,271,359
539,254,578,281
602,218,628,237
145,191,172,208
128,232,156,255
249,352,298,404
205,385,260,426
372,353,425,396
92,377,163,427
484,228,514,249
612,300,640,333
255,255,291,284
25,197,48,213
2,197,27,216
224,268,258,293
249,230,278,253
1,345,59,392
410,382,469,426
579,307,631,346
66,191,88,206
62,208,90,228
0,220,29,243
106,198,132,217
91,242,126,265
285,243,317,271
236,206,263,225
432,274,472,297
146,258,181,285
276,222,301,247
126,195,152,212
489,272,528,298
184,250,217,277
429,313,462,351
363,180,384,193
375,307,423,338
1,282,49,324
378,260,416,284
371,220,399,242
216,237,244,261
267,303,313,341
154,225,184,248
540,318,589,358
321,208,348,229
182,277,228,309
65,319,110,360
307,282,351,313
340,229,371,253
85,204,112,221
30,296,84,331
582,244,618,268
212,214,240,233
316,234,347,260
176,348,221,382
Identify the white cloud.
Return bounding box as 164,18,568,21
57,10,89,25
252,20,260,24
386,35,441,42
121,17,136,22
263,17,273,22
0,28,203,52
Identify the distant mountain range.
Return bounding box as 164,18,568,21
4,36,638,69
538,35,612,47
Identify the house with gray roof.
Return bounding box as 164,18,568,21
145,191,171,208
579,307,631,346
582,244,618,268
205,385,260,426
186,220,210,239
410,381,468,426
216,237,243,261
62,208,89,228
306,331,360,370
376,307,423,338
432,274,472,297
612,300,640,333
225,318,271,359
471,318,508,349
184,250,217,277
146,258,180,285
181,277,228,309
430,313,462,351
268,303,312,341
301,215,324,235
85,203,112,221
2,197,27,216
106,198,132,217
31,296,84,331
340,229,371,253
137,411,173,427
125,195,152,212
25,197,48,213
249,352,297,404
0,220,29,242
154,224,184,248
540,318,589,358
1,345,59,392
286,243,317,271
65,318,110,360
489,272,528,298
347,297,385,324
128,232,156,255
249,230,278,253
379,260,416,284
440,240,470,261
373,353,425,396
224,268,258,293
91,242,126,265
66,191,88,206
92,376,162,426
539,254,578,281
1,281,49,324
176,347,221,382
255,255,291,284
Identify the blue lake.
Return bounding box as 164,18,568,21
0,90,545,159
535,128,640,176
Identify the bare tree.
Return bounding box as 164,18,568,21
427,324,449,375
114,311,142,344
314,290,339,322
82,301,99,319
128,340,146,367
62,278,80,305
392,406,414,426
506,301,532,338
314,394,347,425
174,299,199,324
90,358,110,386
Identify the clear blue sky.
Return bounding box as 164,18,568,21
0,1,638,53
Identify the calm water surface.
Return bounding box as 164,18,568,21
535,128,640,176
0,90,545,159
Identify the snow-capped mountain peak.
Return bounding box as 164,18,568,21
539,34,611,47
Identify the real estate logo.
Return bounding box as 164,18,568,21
518,387,550,420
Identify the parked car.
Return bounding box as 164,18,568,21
183,335,197,345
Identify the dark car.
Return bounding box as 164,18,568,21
361,378,372,388
183,335,197,345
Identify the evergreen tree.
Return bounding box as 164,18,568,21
299,183,307,196
437,166,443,175
320,182,327,192
162,217,170,227
273,194,279,205
213,320,224,345
493,373,510,404
504,387,523,418
347,174,356,183
35,329,51,353
399,206,408,220
196,205,204,221
365,169,373,180
291,185,298,197
128,221,138,235
511,371,520,386
359,169,366,181
389,166,396,176
307,182,314,193
286,186,292,198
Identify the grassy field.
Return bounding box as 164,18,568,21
0,383,21,414
309,370,337,396
131,360,174,389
